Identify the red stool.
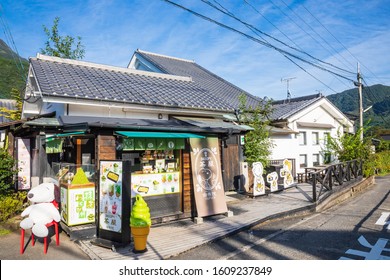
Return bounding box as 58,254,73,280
20,201,60,254
20,220,60,254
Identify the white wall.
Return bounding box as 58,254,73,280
67,104,167,120
270,134,300,174
270,99,353,174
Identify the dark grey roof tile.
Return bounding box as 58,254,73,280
135,50,262,110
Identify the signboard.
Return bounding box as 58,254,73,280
96,160,131,245
190,137,228,217
60,184,95,226
16,138,31,190
252,162,266,196
99,161,123,233
131,171,180,197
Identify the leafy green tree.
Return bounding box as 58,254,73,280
41,17,85,59
325,127,371,162
238,94,273,167
0,88,23,121
325,127,375,176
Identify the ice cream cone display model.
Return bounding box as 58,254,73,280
130,195,151,253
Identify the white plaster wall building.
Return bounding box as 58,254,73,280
269,94,355,174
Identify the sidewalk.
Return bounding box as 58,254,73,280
77,183,320,260
1,178,372,260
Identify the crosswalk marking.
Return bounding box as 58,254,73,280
375,212,390,230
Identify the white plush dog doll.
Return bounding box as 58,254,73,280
20,183,61,238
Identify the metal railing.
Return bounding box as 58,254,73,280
309,159,363,202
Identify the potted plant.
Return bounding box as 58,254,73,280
130,194,151,253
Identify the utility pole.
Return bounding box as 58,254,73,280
357,63,363,141
281,77,296,102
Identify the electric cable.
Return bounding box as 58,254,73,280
162,0,356,84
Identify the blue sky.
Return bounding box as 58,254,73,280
1,0,389,100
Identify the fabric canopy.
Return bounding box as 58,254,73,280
115,131,205,139
45,131,85,141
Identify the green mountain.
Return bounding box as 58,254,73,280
0,39,29,99
327,84,390,129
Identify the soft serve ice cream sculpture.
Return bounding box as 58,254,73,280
130,195,151,253
130,195,151,227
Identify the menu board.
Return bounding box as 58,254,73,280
16,138,31,190
99,161,123,233
131,172,180,197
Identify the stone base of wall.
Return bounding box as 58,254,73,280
316,176,376,212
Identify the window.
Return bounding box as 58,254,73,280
298,132,307,145
313,154,320,166
300,154,307,168
312,132,319,145
323,132,331,146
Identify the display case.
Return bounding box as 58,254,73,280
53,163,96,226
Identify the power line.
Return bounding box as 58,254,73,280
204,0,354,76
300,3,385,87
162,0,355,85
241,0,352,90
205,0,341,93
0,4,27,82
274,0,354,73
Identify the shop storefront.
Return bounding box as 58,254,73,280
15,115,247,233
115,131,205,218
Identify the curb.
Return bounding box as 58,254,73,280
315,176,375,212
212,176,376,245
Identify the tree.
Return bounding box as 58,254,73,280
41,17,85,59
325,127,375,176
0,88,23,121
238,94,273,167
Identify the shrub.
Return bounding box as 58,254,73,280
0,148,17,196
374,151,390,175
0,191,27,223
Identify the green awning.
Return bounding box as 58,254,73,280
115,131,205,138
45,138,63,154
45,131,85,141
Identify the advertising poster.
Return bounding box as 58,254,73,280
61,186,95,226
99,161,123,233
131,172,180,197
16,138,31,190
190,137,228,217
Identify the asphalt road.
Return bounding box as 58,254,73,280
169,175,390,260
0,226,90,260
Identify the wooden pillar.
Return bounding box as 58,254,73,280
96,135,116,164
76,139,82,165
182,149,193,215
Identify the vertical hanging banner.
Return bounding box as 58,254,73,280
190,137,228,217
16,138,31,190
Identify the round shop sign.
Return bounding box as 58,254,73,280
167,140,175,149
194,148,219,191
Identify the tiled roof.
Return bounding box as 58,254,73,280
270,93,323,121
30,55,236,112
134,50,262,109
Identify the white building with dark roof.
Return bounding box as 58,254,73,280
269,93,354,173
14,50,355,227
